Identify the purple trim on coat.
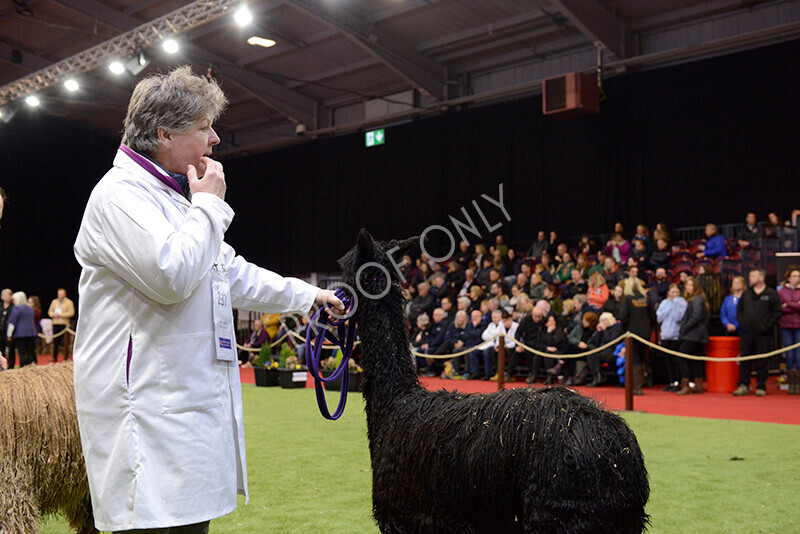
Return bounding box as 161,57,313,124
126,336,132,387
119,145,183,196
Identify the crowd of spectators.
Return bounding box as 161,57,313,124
403,213,800,396
0,288,74,370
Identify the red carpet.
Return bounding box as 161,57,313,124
40,359,789,426
416,376,800,426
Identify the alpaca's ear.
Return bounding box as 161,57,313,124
357,228,375,258
389,236,419,259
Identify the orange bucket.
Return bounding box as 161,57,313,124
705,336,740,393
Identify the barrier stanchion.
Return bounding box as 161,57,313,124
497,342,506,392
625,336,634,411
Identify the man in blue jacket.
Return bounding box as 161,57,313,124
698,224,728,259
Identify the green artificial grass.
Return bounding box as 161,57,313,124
41,385,800,533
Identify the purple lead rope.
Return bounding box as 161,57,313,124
306,289,356,420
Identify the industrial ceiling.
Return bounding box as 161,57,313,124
1,0,799,156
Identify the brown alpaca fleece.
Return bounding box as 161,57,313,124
0,362,96,534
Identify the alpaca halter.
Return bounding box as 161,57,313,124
306,288,357,420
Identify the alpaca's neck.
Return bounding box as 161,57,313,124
356,290,421,409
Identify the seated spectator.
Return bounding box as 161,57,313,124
492,234,509,259
440,296,455,323
458,268,479,297
535,258,554,284
456,296,472,317
656,284,687,391
721,275,745,335
601,284,625,318
430,273,451,303
414,261,432,286
634,224,651,250
587,272,609,310
648,267,671,302
564,310,599,385
586,312,625,386
737,212,762,250
653,222,671,244
605,233,631,265
506,248,524,276
470,309,509,380
553,243,569,268
561,268,588,300
438,310,475,378
587,251,607,277
631,239,649,269
528,230,549,259
474,243,488,268
456,241,473,267
515,272,530,294
543,284,563,317
648,238,672,271
408,282,436,323
411,313,431,373
574,253,589,278
489,281,510,307
445,261,465,296
560,299,575,329
515,293,533,315
420,308,448,376
553,251,576,283
468,285,485,311
487,268,502,288
239,319,268,366
614,222,625,236
491,250,508,278
526,314,565,385
529,272,546,300
697,223,728,259
602,256,625,289
578,234,598,255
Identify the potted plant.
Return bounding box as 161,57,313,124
320,351,362,392
278,344,307,389
252,344,279,387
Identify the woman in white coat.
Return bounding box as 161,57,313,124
73,66,343,533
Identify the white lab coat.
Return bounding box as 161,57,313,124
73,148,318,531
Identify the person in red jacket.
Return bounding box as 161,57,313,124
779,267,800,394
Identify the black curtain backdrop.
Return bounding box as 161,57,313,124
1,39,799,303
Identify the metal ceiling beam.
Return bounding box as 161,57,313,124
281,0,448,100
549,0,633,59
48,0,318,125
0,0,235,104
418,10,550,54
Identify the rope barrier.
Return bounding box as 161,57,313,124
36,327,75,340
626,332,800,362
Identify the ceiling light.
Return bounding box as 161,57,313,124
64,79,79,92
109,61,125,74
234,5,253,27
25,95,40,107
125,50,150,75
162,38,179,54
247,36,275,48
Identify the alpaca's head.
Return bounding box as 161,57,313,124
338,229,418,308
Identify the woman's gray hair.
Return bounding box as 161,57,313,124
122,65,228,155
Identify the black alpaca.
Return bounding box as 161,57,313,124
337,230,650,534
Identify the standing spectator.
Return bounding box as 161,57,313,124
528,230,548,259
239,319,267,366
734,269,782,396
737,213,762,250
676,277,710,395
764,213,782,238
586,272,609,310
778,267,800,394
0,289,13,365
697,224,728,259
656,284,687,392
618,277,654,396
28,295,43,354
648,238,672,271
48,288,75,363
696,263,722,314
720,276,745,335
605,233,631,265
6,291,38,367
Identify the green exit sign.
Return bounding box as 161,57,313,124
365,129,385,147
